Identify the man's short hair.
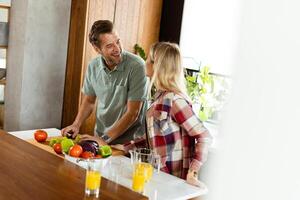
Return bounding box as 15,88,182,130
89,20,113,48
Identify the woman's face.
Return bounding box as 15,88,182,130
145,56,154,78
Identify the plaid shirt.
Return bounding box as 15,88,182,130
147,92,211,179
125,91,211,179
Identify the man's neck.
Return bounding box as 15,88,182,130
102,58,117,71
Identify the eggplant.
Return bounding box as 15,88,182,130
78,140,99,155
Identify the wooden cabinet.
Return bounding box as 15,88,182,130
62,0,163,134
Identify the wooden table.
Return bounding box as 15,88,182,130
0,130,148,200
9,128,207,200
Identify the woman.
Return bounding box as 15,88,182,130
121,42,211,187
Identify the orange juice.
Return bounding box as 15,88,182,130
132,171,146,193
86,171,101,190
135,163,153,182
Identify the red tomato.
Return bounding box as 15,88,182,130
95,154,102,159
69,144,83,157
53,143,62,154
81,151,94,159
34,130,48,142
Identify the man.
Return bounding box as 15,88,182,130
62,20,147,145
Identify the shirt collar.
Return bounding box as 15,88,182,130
98,52,126,72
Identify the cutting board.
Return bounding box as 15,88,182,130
26,137,125,158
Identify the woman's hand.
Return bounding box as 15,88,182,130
80,134,107,146
110,144,125,151
186,169,201,187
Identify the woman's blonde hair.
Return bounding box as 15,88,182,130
148,42,187,98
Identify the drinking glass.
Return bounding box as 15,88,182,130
85,159,101,198
107,157,123,183
132,163,147,193
129,148,161,182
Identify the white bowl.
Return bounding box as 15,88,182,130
64,153,110,170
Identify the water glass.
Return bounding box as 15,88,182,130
107,157,123,183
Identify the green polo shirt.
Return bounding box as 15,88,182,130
82,51,147,144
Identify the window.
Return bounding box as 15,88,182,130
180,0,242,76
180,0,240,125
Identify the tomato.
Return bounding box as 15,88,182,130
95,154,102,159
69,144,83,157
81,151,94,159
53,143,62,154
34,130,48,142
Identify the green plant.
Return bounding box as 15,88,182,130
186,66,231,121
134,44,156,99
134,44,147,60
186,66,215,121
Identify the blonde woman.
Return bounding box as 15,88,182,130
117,42,211,186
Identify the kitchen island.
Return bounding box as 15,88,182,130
7,128,208,200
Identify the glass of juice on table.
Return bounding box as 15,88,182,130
132,163,147,193
85,159,101,197
130,148,161,182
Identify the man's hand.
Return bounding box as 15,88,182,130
61,94,96,139
61,124,80,139
186,169,201,187
80,134,107,146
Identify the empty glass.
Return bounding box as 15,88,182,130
107,157,123,183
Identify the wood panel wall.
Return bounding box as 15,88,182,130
62,0,163,135
114,0,141,52
137,0,163,54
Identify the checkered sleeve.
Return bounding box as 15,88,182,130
123,134,148,153
171,97,212,171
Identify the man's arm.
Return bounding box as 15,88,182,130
61,94,96,138
104,100,143,142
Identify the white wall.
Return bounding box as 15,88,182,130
207,0,300,199
4,0,71,130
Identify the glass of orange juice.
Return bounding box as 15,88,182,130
85,159,101,197
130,148,161,183
136,162,153,182
132,163,147,193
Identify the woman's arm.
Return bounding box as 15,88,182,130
171,97,212,177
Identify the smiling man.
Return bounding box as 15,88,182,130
62,20,147,145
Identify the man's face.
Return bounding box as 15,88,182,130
97,32,122,67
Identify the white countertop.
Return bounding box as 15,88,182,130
9,128,61,140
8,128,208,200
